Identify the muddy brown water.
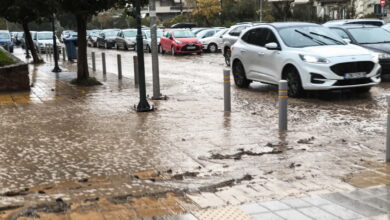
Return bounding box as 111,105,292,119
1,47,389,213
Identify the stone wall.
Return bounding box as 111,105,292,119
0,48,30,91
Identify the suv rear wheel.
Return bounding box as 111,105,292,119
285,67,304,98
233,61,250,88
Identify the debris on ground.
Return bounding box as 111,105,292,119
297,137,315,144
210,148,283,160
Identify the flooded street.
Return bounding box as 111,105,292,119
1,47,390,219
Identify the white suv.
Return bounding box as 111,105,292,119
231,22,381,97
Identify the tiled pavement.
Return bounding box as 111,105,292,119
154,185,390,220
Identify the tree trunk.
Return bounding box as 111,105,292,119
22,21,42,64
76,14,89,80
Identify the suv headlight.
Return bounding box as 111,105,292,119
377,53,390,59
299,54,329,64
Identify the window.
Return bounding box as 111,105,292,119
229,26,248,36
242,28,278,47
331,28,350,40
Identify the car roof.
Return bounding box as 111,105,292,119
328,24,379,29
324,19,384,26
266,22,319,29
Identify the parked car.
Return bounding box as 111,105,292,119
142,29,163,53
382,23,390,32
192,28,207,35
33,31,61,54
196,28,221,40
21,31,36,49
199,29,228,53
114,29,137,50
159,29,202,55
97,29,120,49
13,32,24,46
0,30,13,53
223,23,255,66
61,30,77,42
87,30,101,47
231,22,381,97
328,24,390,75
323,19,385,27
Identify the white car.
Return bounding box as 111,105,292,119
34,31,61,54
199,29,228,53
231,22,381,97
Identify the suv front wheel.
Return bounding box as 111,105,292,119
232,61,250,88
285,67,304,98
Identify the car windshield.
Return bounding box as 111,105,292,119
173,30,195,38
123,30,137,37
105,31,119,37
0,32,10,39
348,27,390,44
144,30,163,38
37,33,53,40
279,26,346,48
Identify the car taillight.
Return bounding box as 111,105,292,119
231,46,234,51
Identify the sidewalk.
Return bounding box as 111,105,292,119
159,185,390,220
1,49,390,219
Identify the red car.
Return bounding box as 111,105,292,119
159,29,202,55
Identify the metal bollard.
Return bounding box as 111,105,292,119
387,96,390,162
117,54,122,79
92,52,96,71
62,47,66,61
279,80,288,131
224,68,231,111
102,52,106,75
133,55,139,85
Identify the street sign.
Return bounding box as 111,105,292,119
381,0,386,7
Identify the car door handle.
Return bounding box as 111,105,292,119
257,52,265,56
240,49,247,53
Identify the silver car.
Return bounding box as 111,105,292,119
115,29,137,50
142,29,163,53
222,23,254,66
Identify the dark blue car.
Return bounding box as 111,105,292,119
0,31,14,53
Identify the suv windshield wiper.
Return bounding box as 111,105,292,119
309,32,345,45
294,30,326,45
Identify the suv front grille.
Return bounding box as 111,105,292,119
330,62,374,76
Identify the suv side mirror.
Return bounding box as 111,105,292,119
265,42,279,50
343,39,351,44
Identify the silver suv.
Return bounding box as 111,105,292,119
222,23,257,66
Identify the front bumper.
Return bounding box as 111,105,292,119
380,59,390,75
38,45,62,53
298,57,381,90
174,44,202,54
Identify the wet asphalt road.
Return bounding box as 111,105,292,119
1,47,390,207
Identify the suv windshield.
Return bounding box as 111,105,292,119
37,33,53,40
348,27,390,44
173,30,195,38
123,30,137,37
0,32,10,39
279,26,346,48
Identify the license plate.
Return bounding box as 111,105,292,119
344,72,365,79
187,46,196,50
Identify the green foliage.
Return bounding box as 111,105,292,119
70,77,102,86
0,0,58,24
0,50,15,67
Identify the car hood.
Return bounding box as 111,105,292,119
0,39,11,43
358,43,390,54
37,39,60,44
299,45,372,58
174,38,199,43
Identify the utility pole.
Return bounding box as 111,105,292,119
259,0,263,22
135,0,153,112
220,0,224,25
150,0,164,100
52,14,61,73
180,0,183,14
